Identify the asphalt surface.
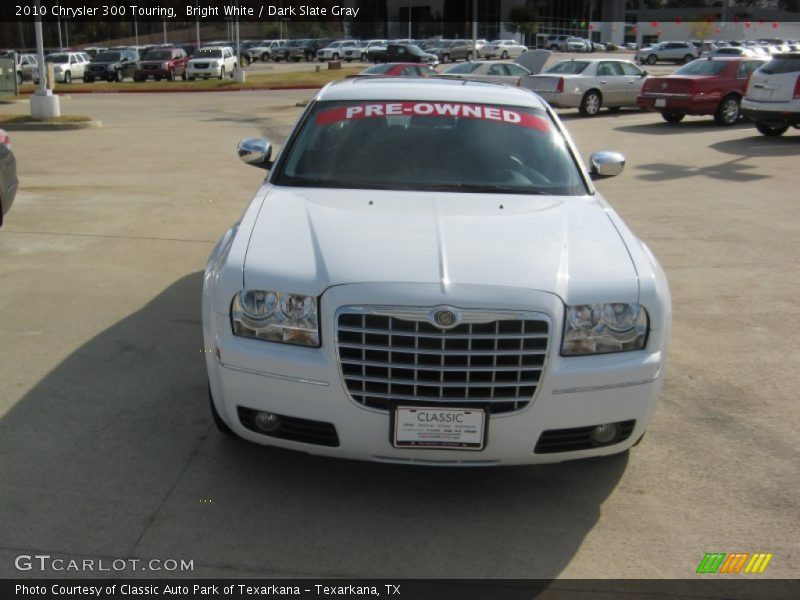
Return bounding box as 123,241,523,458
0,85,798,579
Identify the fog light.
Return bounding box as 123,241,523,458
254,411,281,433
590,423,620,445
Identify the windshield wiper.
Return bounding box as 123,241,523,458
419,183,552,195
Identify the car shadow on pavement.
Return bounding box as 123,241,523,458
614,119,756,136
709,134,800,158
633,156,769,183
557,109,646,121
0,272,627,580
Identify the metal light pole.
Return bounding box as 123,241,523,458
162,20,167,45
57,16,63,50
472,0,477,57
30,0,60,119
134,16,139,48
65,19,69,47
196,1,201,48
407,0,412,39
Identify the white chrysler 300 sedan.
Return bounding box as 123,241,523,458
203,78,671,465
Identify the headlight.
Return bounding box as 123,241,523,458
562,303,648,356
231,290,319,347
162,62,170,69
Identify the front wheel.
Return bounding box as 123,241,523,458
306,51,314,62
218,67,225,80
332,53,339,61
714,95,740,126
114,69,123,82
16,71,22,86
361,52,367,61
661,110,685,124
442,53,451,64
646,54,657,65
579,90,602,116
755,122,789,137
501,51,509,60
681,54,694,64
466,51,473,61
63,70,71,84
167,69,175,81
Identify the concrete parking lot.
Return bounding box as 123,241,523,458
0,87,797,579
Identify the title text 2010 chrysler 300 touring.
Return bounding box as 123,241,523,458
202,79,671,466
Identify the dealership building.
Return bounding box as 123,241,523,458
354,1,799,46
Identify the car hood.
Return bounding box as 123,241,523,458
242,187,639,304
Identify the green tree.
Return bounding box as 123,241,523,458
504,5,539,45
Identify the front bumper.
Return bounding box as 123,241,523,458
204,283,669,466
741,99,800,126
136,65,173,79
187,65,223,77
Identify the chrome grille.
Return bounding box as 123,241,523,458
336,309,549,414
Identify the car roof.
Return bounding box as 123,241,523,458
317,78,547,109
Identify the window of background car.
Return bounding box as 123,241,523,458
759,57,800,74
545,61,590,74
93,52,121,61
274,100,587,196
675,60,727,75
145,50,173,60
362,64,393,74
197,49,223,58
45,54,69,63
506,64,531,76
444,62,482,74
619,62,643,76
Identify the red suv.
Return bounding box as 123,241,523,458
134,47,189,82
637,57,766,125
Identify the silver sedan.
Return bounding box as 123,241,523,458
438,60,531,85
522,58,649,116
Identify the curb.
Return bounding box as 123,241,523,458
1,120,102,131
18,85,322,95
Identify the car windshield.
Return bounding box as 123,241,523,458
196,49,222,58
46,54,69,63
443,62,482,74
675,60,727,75
361,64,392,74
545,61,590,74
274,100,586,195
94,52,121,62
406,45,425,54
145,50,172,60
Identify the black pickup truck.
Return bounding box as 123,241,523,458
368,44,439,65
282,38,334,62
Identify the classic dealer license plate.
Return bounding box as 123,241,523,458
654,98,667,107
393,407,486,450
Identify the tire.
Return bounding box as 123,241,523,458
501,51,509,60
549,45,559,51
361,52,367,61
63,70,71,84
755,122,789,136
661,110,686,124
579,90,602,116
167,69,175,81
85,77,94,83
154,75,162,82
133,75,144,82
442,53,451,64
188,76,195,81
681,54,694,64
209,385,234,436
16,71,22,86
181,72,187,81
466,51,473,61
262,52,270,62
646,54,657,65
306,51,314,62
218,66,225,80
114,69,123,83
714,94,740,126
333,53,339,61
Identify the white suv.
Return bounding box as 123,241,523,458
317,41,359,62
637,42,698,65
186,46,238,80
33,52,90,84
248,40,285,62
742,53,800,136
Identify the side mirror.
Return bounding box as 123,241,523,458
589,151,625,179
641,70,649,77
238,138,273,170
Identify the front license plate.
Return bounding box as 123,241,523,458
393,407,486,450
654,98,667,107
